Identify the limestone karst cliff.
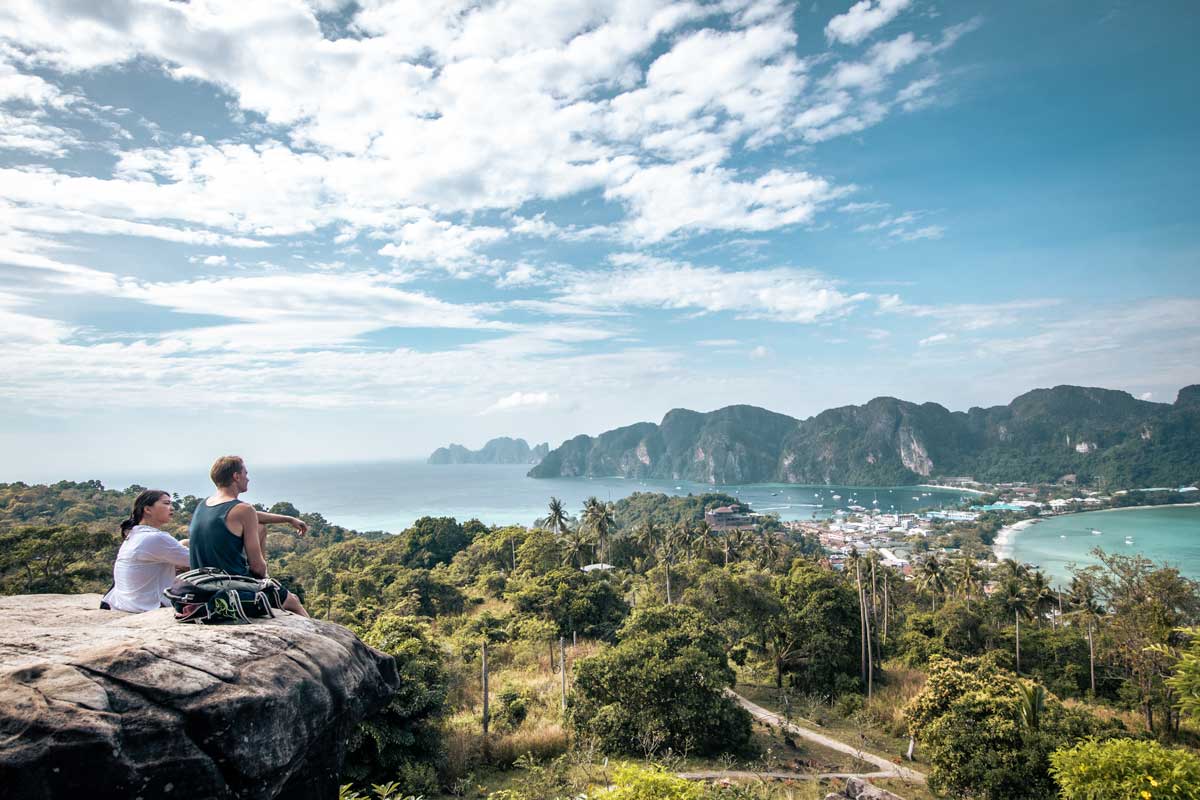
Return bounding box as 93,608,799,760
529,384,1200,486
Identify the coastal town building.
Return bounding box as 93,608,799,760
704,504,756,531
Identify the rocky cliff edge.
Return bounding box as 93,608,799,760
0,593,400,800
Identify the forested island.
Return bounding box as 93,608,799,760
530,384,1200,488
4,479,1200,800
429,438,550,465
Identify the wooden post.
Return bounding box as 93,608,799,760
481,639,490,751
572,630,577,648
559,636,568,711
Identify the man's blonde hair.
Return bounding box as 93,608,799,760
210,455,245,488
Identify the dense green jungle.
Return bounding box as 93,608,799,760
4,480,1200,800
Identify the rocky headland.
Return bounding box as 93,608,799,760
428,436,550,465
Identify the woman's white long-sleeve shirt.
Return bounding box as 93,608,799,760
101,525,190,613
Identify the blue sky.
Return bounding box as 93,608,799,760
0,0,1197,477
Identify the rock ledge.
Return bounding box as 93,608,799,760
0,593,399,800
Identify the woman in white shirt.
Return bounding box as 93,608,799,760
100,489,191,612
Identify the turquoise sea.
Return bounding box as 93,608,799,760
72,460,971,534
1006,505,1200,584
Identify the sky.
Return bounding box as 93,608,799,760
0,0,1198,477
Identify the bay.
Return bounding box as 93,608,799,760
1005,505,1200,584
80,460,971,534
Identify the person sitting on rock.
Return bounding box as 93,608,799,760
101,489,191,612
189,455,310,617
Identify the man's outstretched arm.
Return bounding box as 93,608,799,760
255,511,308,537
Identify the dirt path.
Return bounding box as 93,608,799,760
678,770,897,781
729,690,927,784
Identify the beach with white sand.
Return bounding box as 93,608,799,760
993,517,1040,560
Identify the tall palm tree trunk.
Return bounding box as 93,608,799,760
1087,622,1096,694
1015,610,1021,673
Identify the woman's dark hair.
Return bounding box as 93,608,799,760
120,489,171,539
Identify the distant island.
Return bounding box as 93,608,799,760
530,384,1200,487
429,436,550,465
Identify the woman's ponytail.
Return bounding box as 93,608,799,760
123,489,171,538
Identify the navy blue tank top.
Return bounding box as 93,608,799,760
189,499,250,575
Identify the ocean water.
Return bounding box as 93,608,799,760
81,460,970,533
1006,505,1200,584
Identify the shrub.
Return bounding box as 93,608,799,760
1050,738,1200,800
344,615,448,786
906,655,1114,800
568,606,752,756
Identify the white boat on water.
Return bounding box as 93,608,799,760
1091,529,1103,535
832,494,842,500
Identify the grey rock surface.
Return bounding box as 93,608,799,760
0,593,399,800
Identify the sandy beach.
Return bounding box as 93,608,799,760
918,483,989,495
993,517,1039,559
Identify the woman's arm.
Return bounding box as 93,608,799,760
147,531,191,569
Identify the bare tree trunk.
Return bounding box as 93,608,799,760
665,558,673,605
1015,611,1021,673
1087,623,1096,694
481,639,490,757
856,561,867,687
559,636,568,711
883,577,890,641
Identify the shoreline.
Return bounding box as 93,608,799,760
992,502,1200,560
917,483,989,495
993,518,1039,559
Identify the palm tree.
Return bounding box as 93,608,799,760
581,497,615,563
725,528,752,566
542,497,569,535
558,525,593,569
756,531,784,569
674,519,693,562
692,520,715,562
1018,681,1046,730
634,517,659,551
995,558,1028,582
850,549,874,697
1027,570,1058,626
917,555,946,611
659,525,681,604
998,577,1031,673
954,555,983,610
1067,574,1105,694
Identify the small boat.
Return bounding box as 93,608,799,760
913,496,920,500
1060,535,1067,539
1091,529,1103,536
832,494,842,500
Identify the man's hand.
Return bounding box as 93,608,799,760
289,517,308,537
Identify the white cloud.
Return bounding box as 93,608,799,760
891,298,1061,331
190,254,229,266
482,391,560,414
607,164,849,243
839,201,890,213
890,224,944,241
698,338,740,346
1139,391,1154,401
749,345,771,359
919,332,951,346
825,0,913,46
557,255,870,323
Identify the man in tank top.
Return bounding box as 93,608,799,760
189,455,310,617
